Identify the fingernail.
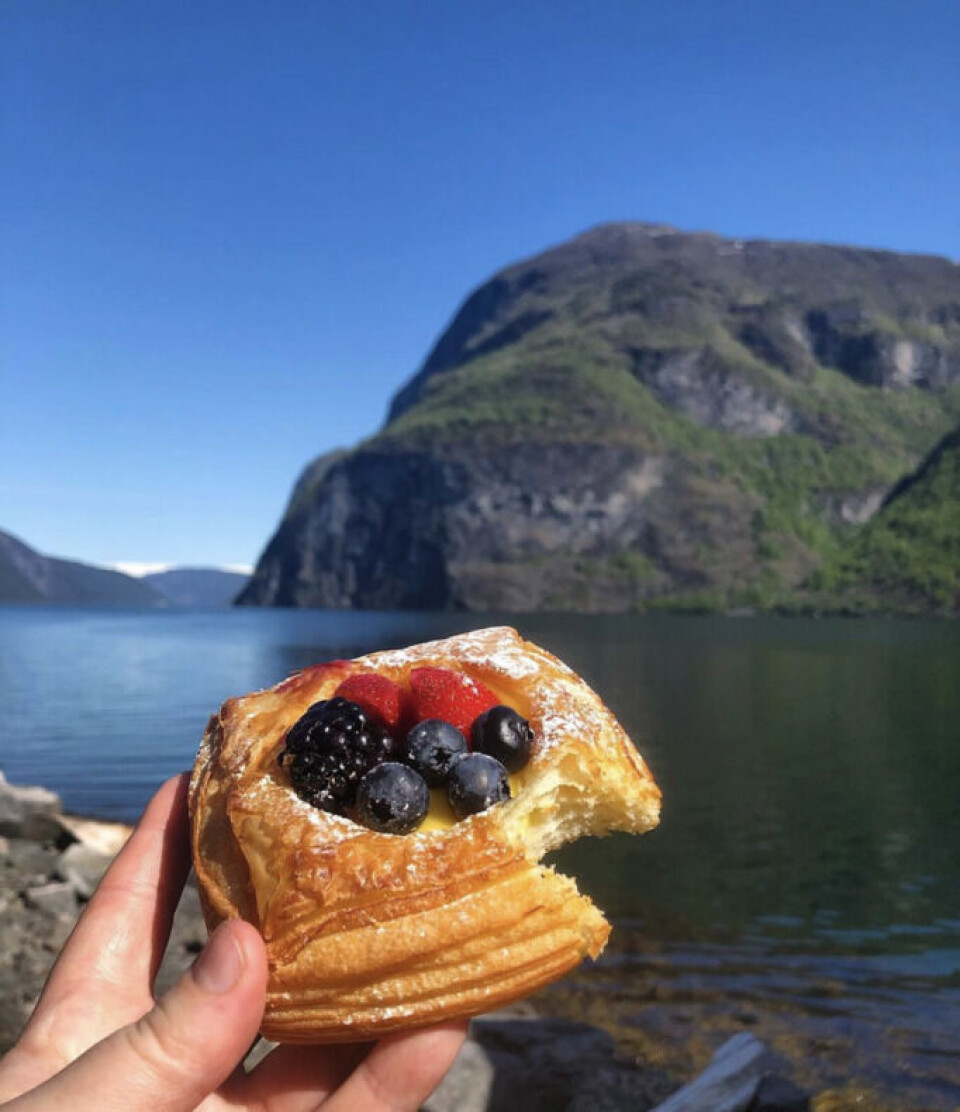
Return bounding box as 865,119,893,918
192,922,244,994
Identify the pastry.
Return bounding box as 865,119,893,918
189,626,661,1043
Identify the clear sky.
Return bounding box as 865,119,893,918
2,1,959,570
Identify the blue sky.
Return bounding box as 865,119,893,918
2,1,959,570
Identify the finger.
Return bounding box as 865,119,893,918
12,774,192,1081
321,1021,468,1112
14,919,268,1112
230,1041,370,1112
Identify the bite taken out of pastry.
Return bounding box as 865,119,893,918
189,626,661,1043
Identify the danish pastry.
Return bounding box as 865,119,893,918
189,626,661,1043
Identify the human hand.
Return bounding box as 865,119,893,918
0,774,466,1111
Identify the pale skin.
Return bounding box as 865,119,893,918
0,774,467,1111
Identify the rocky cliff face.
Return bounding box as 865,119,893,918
239,223,960,612
239,438,767,611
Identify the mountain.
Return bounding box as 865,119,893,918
143,567,249,607
0,531,165,607
238,222,960,613
815,426,960,613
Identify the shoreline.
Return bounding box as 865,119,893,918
0,783,683,1110
0,770,910,1111
0,771,782,1110
0,804,827,1112
1,599,958,619
0,819,208,1051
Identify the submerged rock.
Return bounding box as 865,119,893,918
650,1033,808,1112
425,1015,674,1112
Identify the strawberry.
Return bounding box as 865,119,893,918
335,673,408,733
408,667,499,740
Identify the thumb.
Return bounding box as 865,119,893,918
18,920,268,1112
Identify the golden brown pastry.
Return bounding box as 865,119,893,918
189,626,661,1043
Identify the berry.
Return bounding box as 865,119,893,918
354,762,429,834
279,697,397,815
447,753,511,819
335,673,408,732
408,667,499,739
472,706,533,773
404,719,469,787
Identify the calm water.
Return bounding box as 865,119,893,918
2,607,959,1103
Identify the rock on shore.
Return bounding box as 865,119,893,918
0,774,207,1052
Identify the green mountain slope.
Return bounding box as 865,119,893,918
240,223,960,613
815,427,960,613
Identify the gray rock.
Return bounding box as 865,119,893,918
423,1038,496,1112
0,840,80,1053
153,881,209,995
244,1038,279,1071
54,814,131,856
748,1074,810,1111
171,883,208,951
632,347,796,437
568,1067,674,1112
805,309,960,391
0,770,62,841
238,440,753,612
55,843,113,900
23,881,76,919
819,488,885,526
650,1034,794,1112
425,1015,672,1112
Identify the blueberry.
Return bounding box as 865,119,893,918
354,762,429,835
472,705,533,773
404,719,468,787
447,753,511,819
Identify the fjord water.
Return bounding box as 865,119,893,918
2,608,959,1101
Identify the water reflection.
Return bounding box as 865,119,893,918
538,927,960,1108
2,608,959,1102
2,609,958,940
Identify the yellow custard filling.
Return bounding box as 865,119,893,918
418,772,526,832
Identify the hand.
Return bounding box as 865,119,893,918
0,774,466,1111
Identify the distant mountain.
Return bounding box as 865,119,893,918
817,426,960,613
0,531,165,606
143,567,249,607
235,221,960,613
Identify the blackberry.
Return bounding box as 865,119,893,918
278,697,397,815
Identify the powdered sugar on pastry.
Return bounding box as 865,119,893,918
189,625,660,1043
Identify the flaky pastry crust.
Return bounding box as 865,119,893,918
189,626,660,1043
